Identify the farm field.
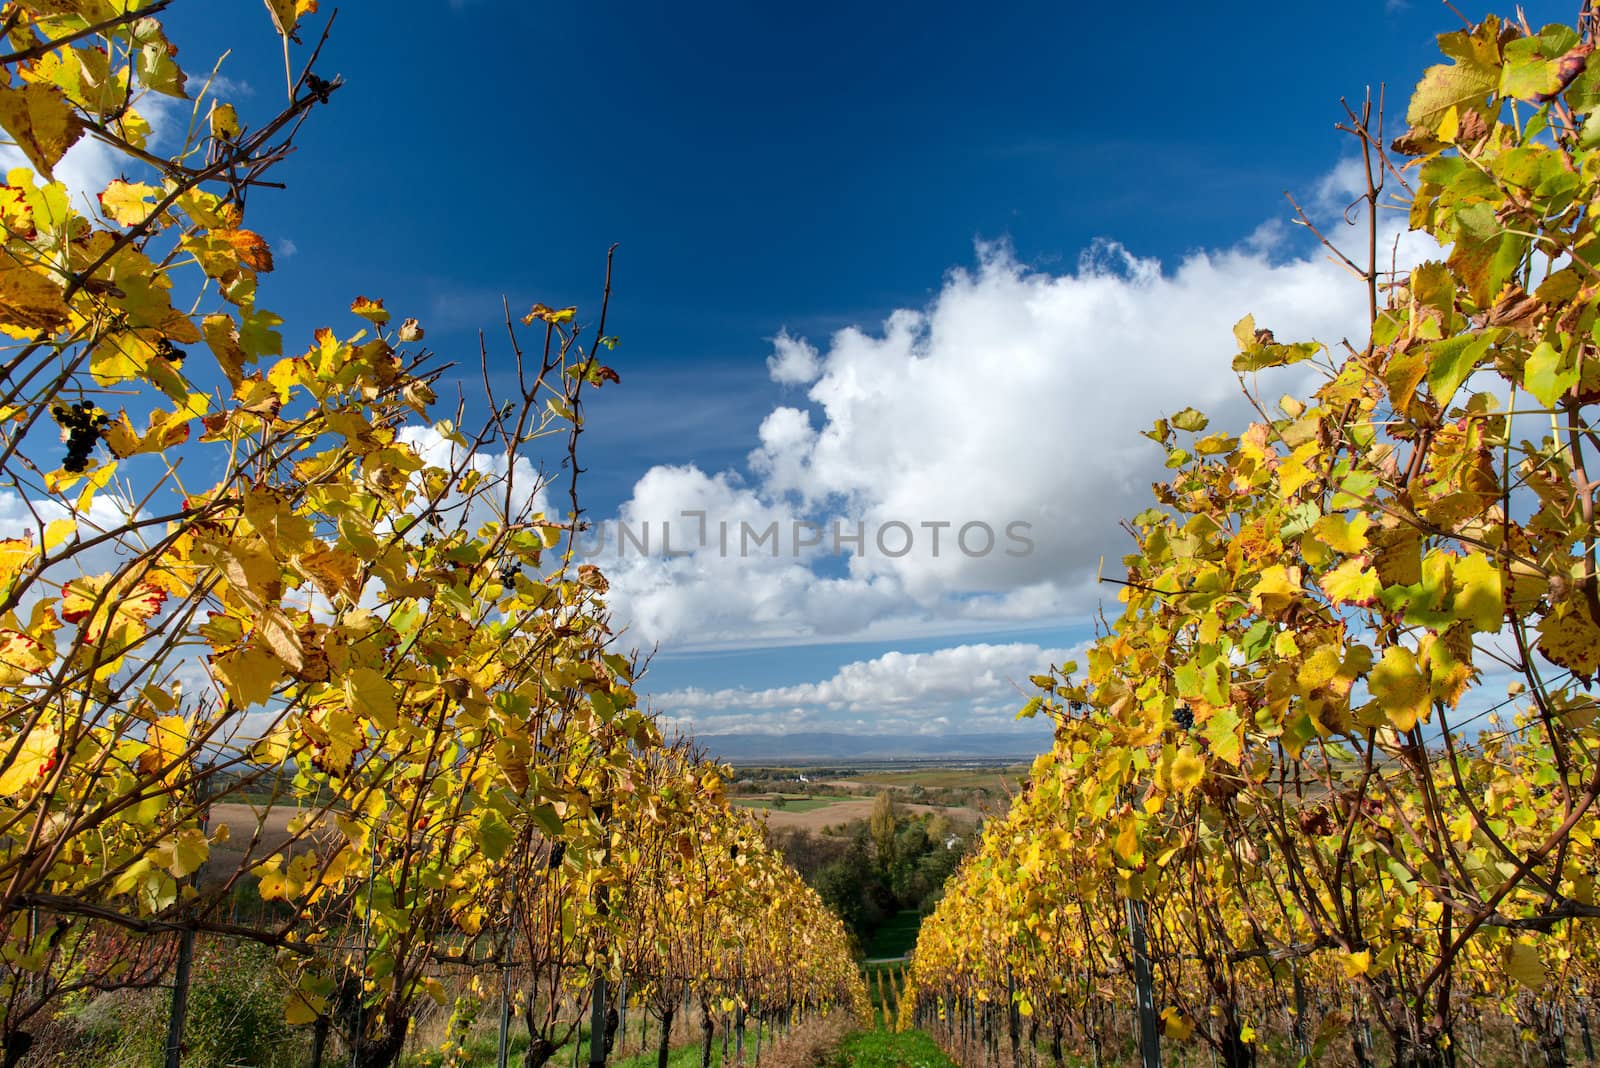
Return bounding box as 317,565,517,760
748,797,980,831
729,794,837,813
198,802,301,889
822,766,1026,792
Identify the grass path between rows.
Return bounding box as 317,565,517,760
403,1016,952,1068
830,1029,959,1068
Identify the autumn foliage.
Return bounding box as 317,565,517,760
0,4,862,1067
906,10,1600,1068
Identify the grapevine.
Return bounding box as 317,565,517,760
905,10,1600,1068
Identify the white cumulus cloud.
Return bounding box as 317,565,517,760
589,176,1439,652
652,640,1078,735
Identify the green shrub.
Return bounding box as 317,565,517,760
36,940,299,1068
179,939,297,1068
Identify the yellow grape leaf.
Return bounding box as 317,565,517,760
1422,629,1474,708
0,537,34,585
1524,341,1577,408
166,827,209,878
1371,520,1423,586
98,179,160,227
116,106,153,150
217,228,274,272
42,518,74,551
1112,812,1139,864
476,808,514,861
1202,705,1244,765
183,230,271,279
263,0,319,39
0,183,33,241
212,645,284,708
1505,941,1545,992
1320,556,1380,607
1536,597,1600,677
1344,949,1372,978
522,303,576,325
1368,645,1429,732
0,624,53,685
0,258,69,338
249,724,294,766
0,725,59,795
253,611,304,674
1447,552,1503,632
1406,22,1499,132
103,407,193,458
73,461,117,514
60,576,167,643
1311,513,1371,554
209,102,240,141
138,714,189,778
1250,564,1301,615
344,666,397,731
300,544,361,601
0,82,83,181
1170,749,1204,794
350,295,390,324
1276,442,1320,498
283,990,322,1025
1160,1007,1194,1041
87,329,148,384
202,313,250,386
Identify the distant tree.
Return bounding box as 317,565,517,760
764,827,848,882
896,819,931,858
869,790,898,869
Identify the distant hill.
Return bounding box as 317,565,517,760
694,730,1049,764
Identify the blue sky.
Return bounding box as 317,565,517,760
138,1,1569,739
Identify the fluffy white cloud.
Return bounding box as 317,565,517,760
395,424,552,523
652,640,1077,735
766,330,822,385
590,183,1439,650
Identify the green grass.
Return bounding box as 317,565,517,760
728,795,837,813
829,1029,957,1068
863,910,921,960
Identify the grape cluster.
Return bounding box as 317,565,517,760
1173,704,1195,731
51,401,108,473
156,337,185,364
305,73,334,104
